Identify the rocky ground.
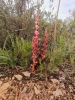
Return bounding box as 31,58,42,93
0,62,75,100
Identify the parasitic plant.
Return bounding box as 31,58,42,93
31,13,40,71
31,14,49,72
41,29,49,60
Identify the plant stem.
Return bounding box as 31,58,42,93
54,0,61,52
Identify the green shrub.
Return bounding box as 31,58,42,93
0,48,14,68
3,34,32,70
48,35,66,70
11,37,32,69
65,39,75,65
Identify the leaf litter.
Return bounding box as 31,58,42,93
0,63,75,100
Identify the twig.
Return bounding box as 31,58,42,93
54,0,61,51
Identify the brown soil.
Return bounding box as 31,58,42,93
0,62,75,100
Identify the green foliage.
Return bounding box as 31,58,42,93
67,42,75,64
57,35,65,48
0,48,14,68
11,37,32,69
70,53,75,64
48,36,66,70
3,34,32,69
38,59,44,73
64,38,75,65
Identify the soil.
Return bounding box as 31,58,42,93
0,61,75,100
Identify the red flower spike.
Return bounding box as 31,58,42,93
31,13,40,72
41,28,49,60
31,13,49,72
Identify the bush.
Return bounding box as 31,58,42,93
10,37,32,69
0,48,14,68
48,35,66,70
3,33,32,70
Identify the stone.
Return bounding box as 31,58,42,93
53,89,63,97
14,74,22,81
51,79,59,84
